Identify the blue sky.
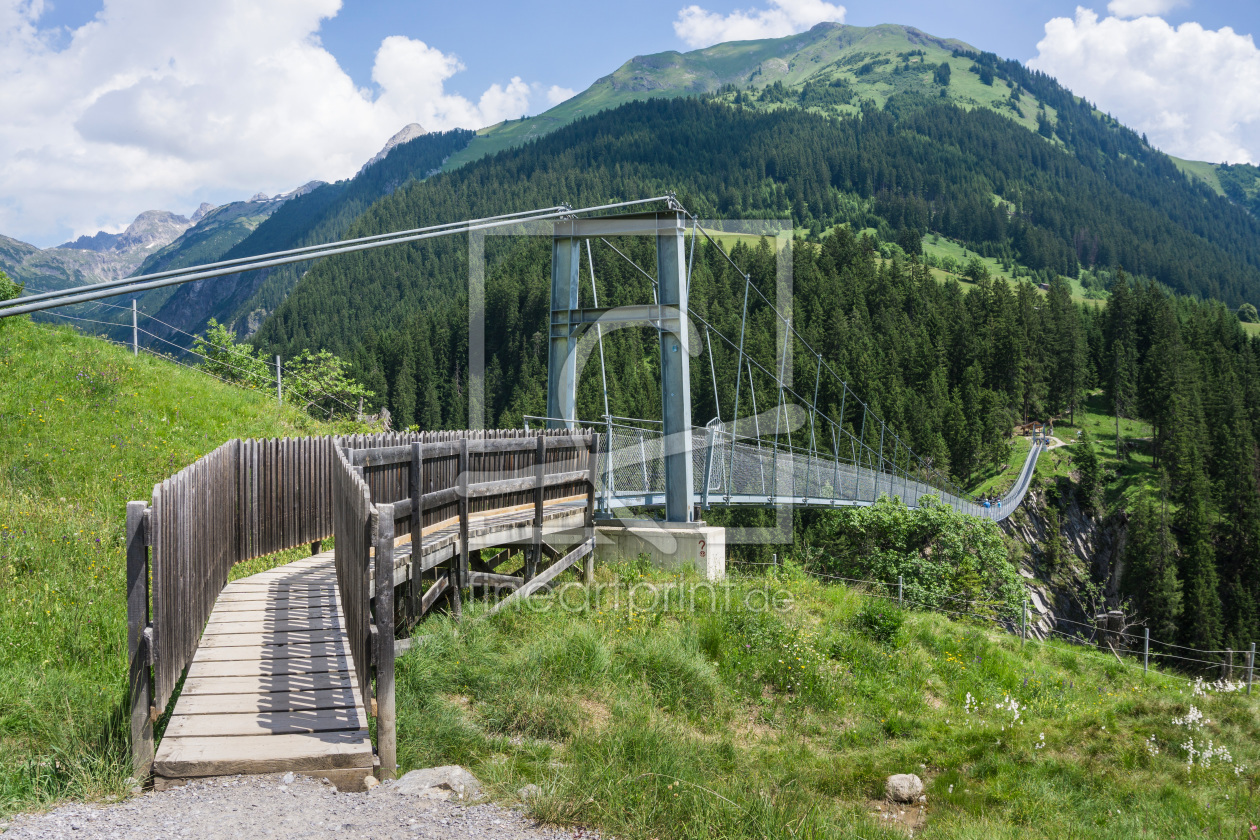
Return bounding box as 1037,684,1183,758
4,0,1260,245
33,1,1260,110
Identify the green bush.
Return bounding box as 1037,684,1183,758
853,603,904,644
803,496,1025,618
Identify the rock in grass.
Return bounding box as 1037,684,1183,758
394,766,482,801
886,774,923,803
517,783,541,800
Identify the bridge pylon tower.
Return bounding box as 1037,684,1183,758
547,210,694,522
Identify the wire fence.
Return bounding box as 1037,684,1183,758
41,307,364,419
724,560,1257,691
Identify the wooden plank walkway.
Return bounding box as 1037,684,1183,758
149,497,591,790
152,553,375,791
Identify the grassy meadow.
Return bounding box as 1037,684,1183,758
397,561,1260,840
0,318,343,814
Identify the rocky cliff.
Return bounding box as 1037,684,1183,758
1001,483,1128,641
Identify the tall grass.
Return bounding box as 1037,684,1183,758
395,563,1260,839
0,319,344,814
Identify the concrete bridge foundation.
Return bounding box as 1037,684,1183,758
594,519,725,580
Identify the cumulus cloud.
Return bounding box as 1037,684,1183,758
674,0,845,49
1106,0,1187,18
546,85,578,106
1029,8,1260,164
0,0,553,246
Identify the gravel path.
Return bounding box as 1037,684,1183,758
0,774,596,840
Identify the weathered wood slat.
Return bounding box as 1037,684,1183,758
169,687,360,716
467,571,524,589
164,707,366,738
198,629,345,648
192,641,350,662
188,655,353,679
420,575,449,615
490,538,594,615
154,731,373,777
180,671,355,696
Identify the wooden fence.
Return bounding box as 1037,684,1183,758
333,428,599,776
128,428,599,780
127,432,416,776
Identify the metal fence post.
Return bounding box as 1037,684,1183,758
1248,643,1255,695
898,575,903,608
275,355,282,405
1021,597,1028,647
604,416,614,514
1144,627,1150,675
131,300,138,356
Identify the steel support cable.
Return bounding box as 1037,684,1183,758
6,205,573,310
43,310,131,331
691,308,944,500
598,237,658,301
1,196,678,317
585,239,611,422
705,328,721,420
687,269,970,502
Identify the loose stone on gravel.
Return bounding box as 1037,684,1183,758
1,773,594,840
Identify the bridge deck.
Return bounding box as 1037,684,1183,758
151,498,591,790
152,553,375,791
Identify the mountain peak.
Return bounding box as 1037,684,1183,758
58,209,191,253
358,123,428,176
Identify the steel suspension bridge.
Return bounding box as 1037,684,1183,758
0,194,1041,522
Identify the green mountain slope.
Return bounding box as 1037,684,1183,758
445,23,1034,171
451,21,1260,224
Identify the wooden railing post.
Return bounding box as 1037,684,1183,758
458,438,469,589
126,500,154,780
374,503,397,779
409,441,423,628
530,435,545,582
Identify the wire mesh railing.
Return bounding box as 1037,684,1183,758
526,416,1040,522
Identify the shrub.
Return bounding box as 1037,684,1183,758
853,603,904,644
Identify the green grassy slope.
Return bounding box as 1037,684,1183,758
0,318,338,812
398,562,1260,839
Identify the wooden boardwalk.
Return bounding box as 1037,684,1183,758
152,553,375,791
149,497,590,789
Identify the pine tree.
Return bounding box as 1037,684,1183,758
1121,483,1182,640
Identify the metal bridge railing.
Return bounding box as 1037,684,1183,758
525,416,1041,523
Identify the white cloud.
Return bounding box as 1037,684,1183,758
0,0,554,246
1029,8,1260,164
546,85,578,106
1106,0,1186,19
673,0,845,49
